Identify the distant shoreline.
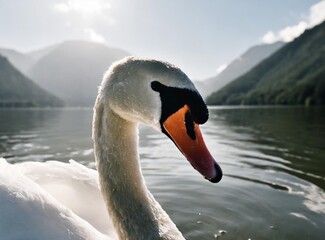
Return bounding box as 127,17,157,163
208,105,325,109
0,106,92,110
1,105,324,111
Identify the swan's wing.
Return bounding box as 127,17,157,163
0,159,117,240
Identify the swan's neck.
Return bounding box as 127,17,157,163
93,102,184,240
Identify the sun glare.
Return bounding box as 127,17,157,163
55,0,111,16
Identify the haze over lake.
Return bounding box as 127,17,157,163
1,107,324,239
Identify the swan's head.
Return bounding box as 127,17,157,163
99,57,222,183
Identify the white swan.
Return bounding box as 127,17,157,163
0,57,222,240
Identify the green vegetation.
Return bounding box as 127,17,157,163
0,55,64,108
206,21,325,106
198,42,284,98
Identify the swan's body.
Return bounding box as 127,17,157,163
0,57,222,239
0,159,116,239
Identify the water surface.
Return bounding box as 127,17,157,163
0,107,324,239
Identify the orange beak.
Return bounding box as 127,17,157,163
162,105,222,183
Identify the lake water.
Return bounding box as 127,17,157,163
0,107,324,240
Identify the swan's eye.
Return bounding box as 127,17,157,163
151,81,163,91
185,111,196,140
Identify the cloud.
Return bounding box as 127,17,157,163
216,64,227,75
261,1,325,43
84,28,106,43
54,3,70,13
54,0,111,45
54,0,111,16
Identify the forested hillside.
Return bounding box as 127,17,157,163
206,21,325,106
0,55,63,108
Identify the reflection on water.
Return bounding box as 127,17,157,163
0,109,94,164
209,107,325,190
0,107,324,239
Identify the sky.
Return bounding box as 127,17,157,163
0,0,324,80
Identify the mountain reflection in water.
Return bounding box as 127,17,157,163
0,107,324,240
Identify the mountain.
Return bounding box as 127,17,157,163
0,48,35,74
0,55,63,108
206,21,325,106
28,44,58,62
197,42,285,98
0,44,58,75
27,41,130,106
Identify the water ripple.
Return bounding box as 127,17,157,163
226,174,291,191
